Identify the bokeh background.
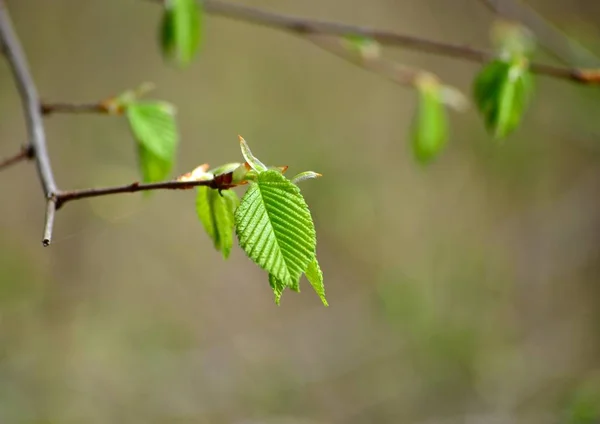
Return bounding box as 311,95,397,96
1,0,600,423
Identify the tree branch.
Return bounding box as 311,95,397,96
198,0,600,84
55,179,220,209
0,2,57,195
0,1,61,246
41,102,108,116
0,145,34,171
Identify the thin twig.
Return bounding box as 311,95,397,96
306,33,418,87
55,179,221,208
0,145,34,171
0,1,59,245
41,102,108,116
194,0,600,84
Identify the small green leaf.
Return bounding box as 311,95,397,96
161,0,202,66
473,58,534,139
411,75,448,164
291,171,322,185
305,257,328,306
196,187,239,258
239,136,267,172
126,101,178,182
235,170,316,302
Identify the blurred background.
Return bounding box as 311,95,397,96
1,0,600,423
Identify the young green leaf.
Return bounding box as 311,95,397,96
411,75,449,164
161,0,202,66
473,58,534,139
126,101,179,182
291,171,322,185
305,257,328,306
235,170,316,293
196,187,239,259
239,136,267,172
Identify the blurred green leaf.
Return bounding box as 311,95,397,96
137,144,172,184
305,257,328,306
161,0,202,66
491,20,536,59
411,75,449,164
126,101,178,182
343,35,381,59
235,170,316,303
473,58,534,139
565,378,600,424
196,187,239,259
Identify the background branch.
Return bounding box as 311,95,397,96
199,0,600,84
306,33,418,87
478,0,600,67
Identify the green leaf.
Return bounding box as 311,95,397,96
235,170,316,298
138,144,172,185
411,76,448,164
473,58,534,139
305,257,328,306
196,187,239,259
126,101,179,182
239,136,267,172
161,0,202,66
